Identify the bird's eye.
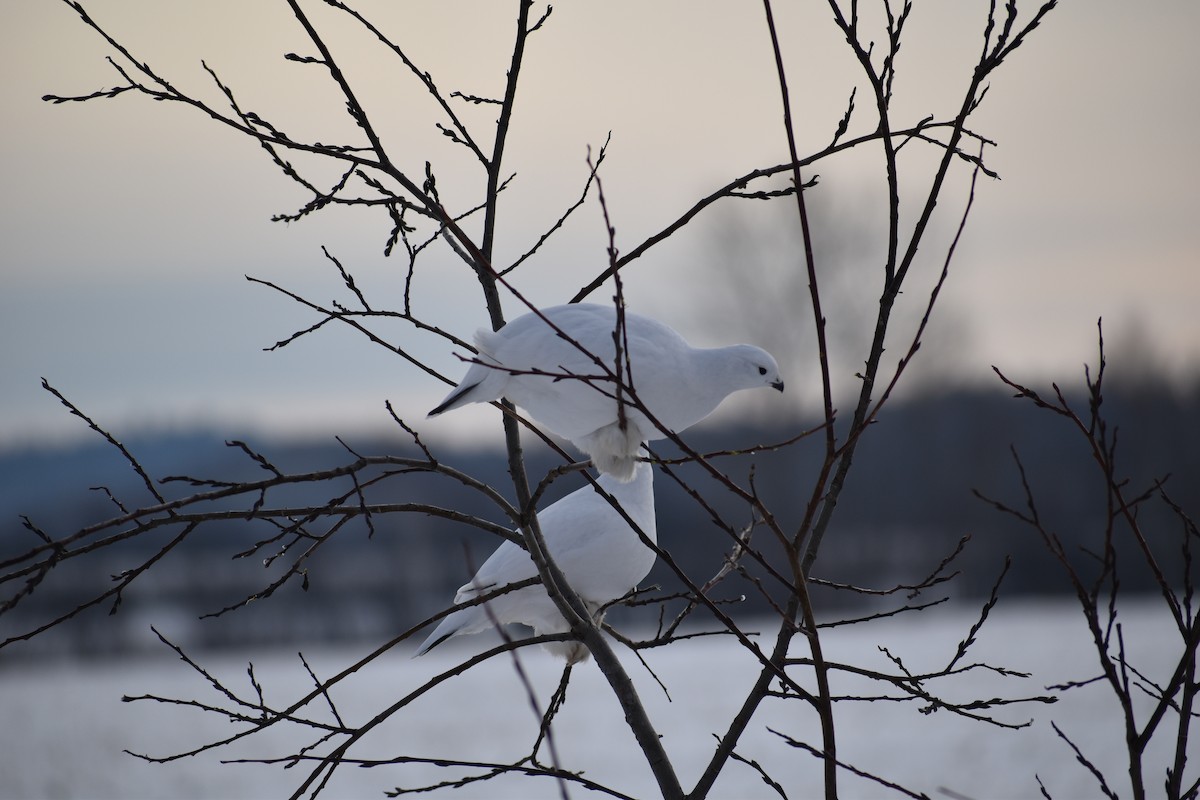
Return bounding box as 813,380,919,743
758,366,768,375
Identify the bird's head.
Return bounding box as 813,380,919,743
728,345,785,393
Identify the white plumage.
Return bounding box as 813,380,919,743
428,303,784,480
414,460,656,664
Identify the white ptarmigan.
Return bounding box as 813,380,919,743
413,460,656,664
428,304,784,480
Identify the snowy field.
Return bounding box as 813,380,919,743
0,597,1186,800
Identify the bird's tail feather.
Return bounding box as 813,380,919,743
413,629,453,658
427,379,483,417
413,612,463,658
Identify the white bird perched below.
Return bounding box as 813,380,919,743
413,459,656,664
428,303,785,481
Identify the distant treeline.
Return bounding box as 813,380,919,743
1,379,1195,660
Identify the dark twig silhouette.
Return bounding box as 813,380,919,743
3,1,1082,798
977,323,1199,800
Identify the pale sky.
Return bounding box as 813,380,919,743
2,1,1198,450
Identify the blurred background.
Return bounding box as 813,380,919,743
2,0,1198,643
3,0,1198,450
0,2,1198,796
2,0,1198,648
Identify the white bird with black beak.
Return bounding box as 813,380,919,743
428,303,784,481
414,459,656,664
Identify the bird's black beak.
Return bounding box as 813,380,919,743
772,380,785,392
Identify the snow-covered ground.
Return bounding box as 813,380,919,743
0,597,1186,799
